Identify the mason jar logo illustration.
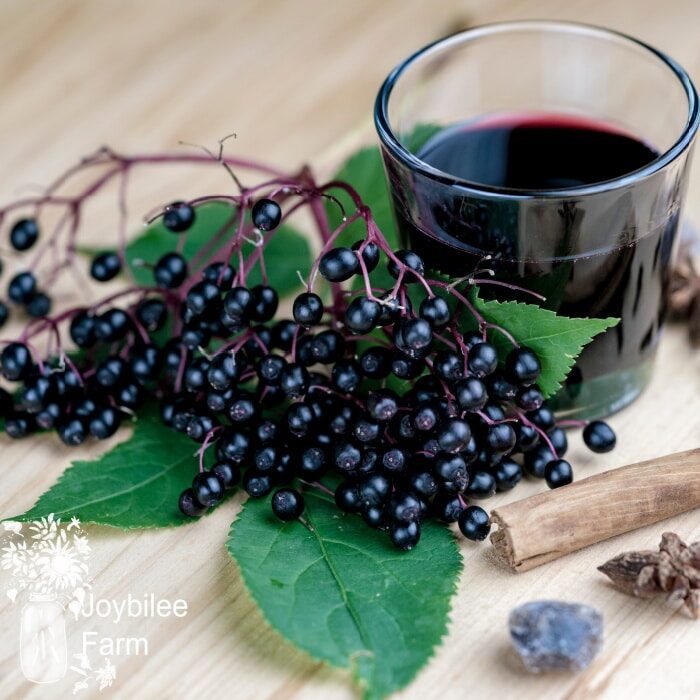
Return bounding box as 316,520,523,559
1,515,91,685
20,592,67,683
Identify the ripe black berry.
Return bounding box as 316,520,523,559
549,427,568,456
136,299,167,332
1,342,32,381
583,420,616,453
545,459,574,489
467,342,498,378
437,418,471,453
359,346,391,379
331,359,362,393
465,471,496,499
388,491,422,524
454,377,487,412
505,346,541,386
279,363,310,397
163,201,195,232
251,285,278,322
8,272,37,304
517,386,544,411
494,457,522,491
419,295,451,328
0,301,9,329
293,292,323,326
387,249,424,281
434,453,468,493
398,318,433,352
252,198,282,231
26,292,51,318
10,218,39,250
389,521,420,550
179,488,207,517
58,417,87,446
90,252,121,282
345,296,381,334
89,407,121,439
486,423,517,453
271,488,304,520
319,247,359,282
524,444,556,478
458,505,491,541
192,470,225,506
529,405,556,432
335,481,361,512
352,240,379,272
154,253,188,288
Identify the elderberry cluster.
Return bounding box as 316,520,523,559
0,153,617,551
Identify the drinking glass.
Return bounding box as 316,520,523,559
375,21,699,418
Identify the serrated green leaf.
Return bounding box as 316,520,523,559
10,411,201,528
473,293,618,398
228,490,460,700
123,202,312,298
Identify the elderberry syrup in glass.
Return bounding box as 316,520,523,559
375,21,700,418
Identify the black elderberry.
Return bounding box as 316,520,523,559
437,418,471,453
514,422,539,452
353,418,380,444
433,351,464,382
334,441,362,472
389,520,421,550
26,292,51,318
192,470,224,506
391,355,423,380
184,358,209,393
136,299,167,332
524,444,556,478
186,280,220,317
345,296,381,334
202,262,235,289
331,359,362,393
216,429,251,464
69,311,97,348
251,285,278,321
359,473,391,506
376,293,409,326
335,481,361,512
505,346,541,386
494,457,522,491
94,308,130,342
163,201,195,232
311,329,344,363
433,493,465,523
545,459,574,489
583,420,616,453
0,301,9,329
362,505,387,529
286,402,314,436
380,447,407,473
179,488,207,517
186,415,217,443
19,376,52,413
10,218,39,251
517,386,544,411
458,505,491,541
434,453,468,493
211,460,240,489
293,292,323,326
467,342,498,378
207,352,239,390
387,249,424,281
279,363,310,397
1,342,32,381
410,470,439,499
366,390,398,422
419,295,451,328
8,271,37,304
96,356,128,388
319,247,359,282
90,252,121,282
486,423,517,453
297,446,327,480
359,346,391,379
252,198,282,231
271,488,304,520
487,373,518,402
529,405,556,432
351,240,380,272
399,318,433,352
89,406,121,439
227,393,258,424
454,377,488,412
154,252,188,288
548,427,568,456
388,491,422,524
116,383,142,411
57,417,88,446
6,413,34,439
465,470,496,499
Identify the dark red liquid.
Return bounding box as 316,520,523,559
392,113,679,414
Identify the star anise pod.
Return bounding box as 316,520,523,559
598,532,700,618
668,243,700,348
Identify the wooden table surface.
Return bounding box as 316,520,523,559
0,1,699,699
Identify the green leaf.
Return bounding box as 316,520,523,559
228,490,460,700
473,293,619,398
10,411,202,528
124,202,312,298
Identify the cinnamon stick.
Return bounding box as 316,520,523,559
490,448,700,572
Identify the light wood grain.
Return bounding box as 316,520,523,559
0,2,698,700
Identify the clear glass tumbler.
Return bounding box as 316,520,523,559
375,21,699,418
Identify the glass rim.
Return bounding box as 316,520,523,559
374,20,700,199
